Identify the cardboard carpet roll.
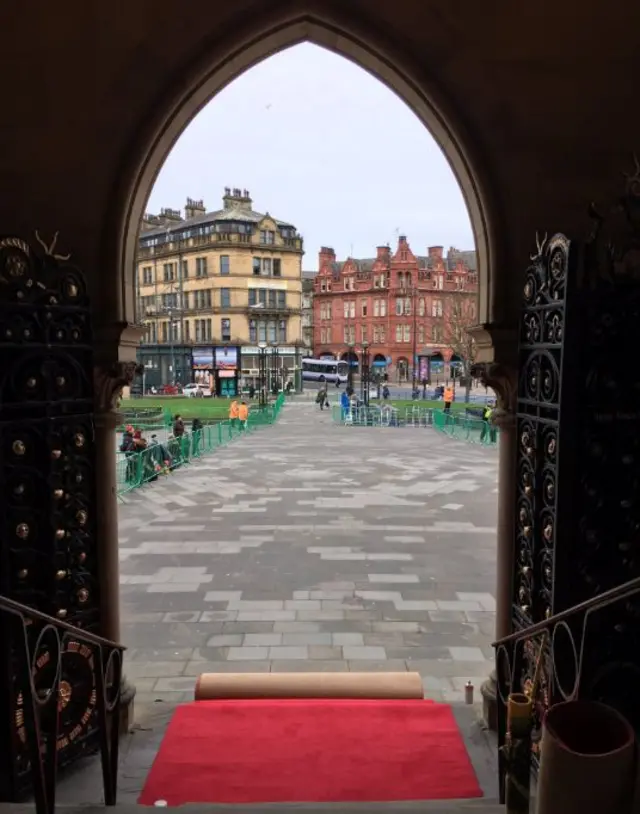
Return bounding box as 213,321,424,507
194,671,424,700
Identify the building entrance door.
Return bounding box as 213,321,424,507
218,376,236,397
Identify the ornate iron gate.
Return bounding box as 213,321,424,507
0,234,104,798
500,164,640,776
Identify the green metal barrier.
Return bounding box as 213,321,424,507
117,406,172,435
331,401,497,446
117,393,286,497
431,410,497,445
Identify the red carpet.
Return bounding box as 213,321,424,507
139,699,482,805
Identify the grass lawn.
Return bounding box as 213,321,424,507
119,396,249,421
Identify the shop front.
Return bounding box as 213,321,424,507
215,346,239,397
192,347,215,395
240,346,303,392
417,355,430,383
136,345,192,392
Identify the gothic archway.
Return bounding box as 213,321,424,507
107,9,495,331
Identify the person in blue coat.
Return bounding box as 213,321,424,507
340,389,350,420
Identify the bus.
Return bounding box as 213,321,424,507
302,357,349,384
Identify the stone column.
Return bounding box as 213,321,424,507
472,360,518,730
94,358,142,732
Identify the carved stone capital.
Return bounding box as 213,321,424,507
94,321,145,367
94,361,143,414
471,361,517,429
467,322,518,367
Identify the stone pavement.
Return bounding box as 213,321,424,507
117,400,499,718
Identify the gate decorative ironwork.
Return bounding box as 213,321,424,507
500,161,640,787
0,233,106,799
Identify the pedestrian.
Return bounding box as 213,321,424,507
316,386,328,411
171,414,185,464
173,414,185,437
191,417,203,454
120,425,137,484
480,402,492,443
229,399,239,428
149,433,171,476
340,389,350,420
238,400,249,430
443,385,454,413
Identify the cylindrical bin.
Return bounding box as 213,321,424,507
535,700,636,814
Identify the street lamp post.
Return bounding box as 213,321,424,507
347,341,355,393
258,342,267,409
271,343,279,395
411,285,418,397
361,341,370,407
166,307,176,386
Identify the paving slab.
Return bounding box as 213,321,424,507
116,401,498,709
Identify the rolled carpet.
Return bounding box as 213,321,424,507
194,671,424,700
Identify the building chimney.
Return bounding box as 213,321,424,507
141,213,162,231
376,245,391,263
157,207,183,226
398,235,407,245
184,197,206,220
318,246,336,269
222,187,252,211
428,245,444,260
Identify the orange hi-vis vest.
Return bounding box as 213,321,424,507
229,401,239,419
444,388,454,402
238,403,249,421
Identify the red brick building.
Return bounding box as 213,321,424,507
313,236,478,382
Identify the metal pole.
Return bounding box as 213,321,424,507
258,344,267,409
411,285,418,397
271,346,278,395
168,307,176,386
177,235,184,385
362,342,370,407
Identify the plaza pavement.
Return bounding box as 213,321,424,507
117,399,499,718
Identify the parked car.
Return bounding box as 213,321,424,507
183,383,213,398
183,383,204,398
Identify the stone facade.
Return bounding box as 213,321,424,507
136,188,304,387
301,270,316,352
312,237,478,381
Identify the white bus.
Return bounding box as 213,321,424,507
302,357,349,384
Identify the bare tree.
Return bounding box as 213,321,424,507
443,296,477,402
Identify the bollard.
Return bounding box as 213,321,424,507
464,680,474,704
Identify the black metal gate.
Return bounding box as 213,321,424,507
500,166,640,774
0,234,105,798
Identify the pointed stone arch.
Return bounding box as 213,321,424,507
107,5,497,332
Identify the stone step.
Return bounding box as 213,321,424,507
1,802,504,814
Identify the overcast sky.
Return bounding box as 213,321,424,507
148,43,474,268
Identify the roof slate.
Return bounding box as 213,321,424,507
141,205,295,239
